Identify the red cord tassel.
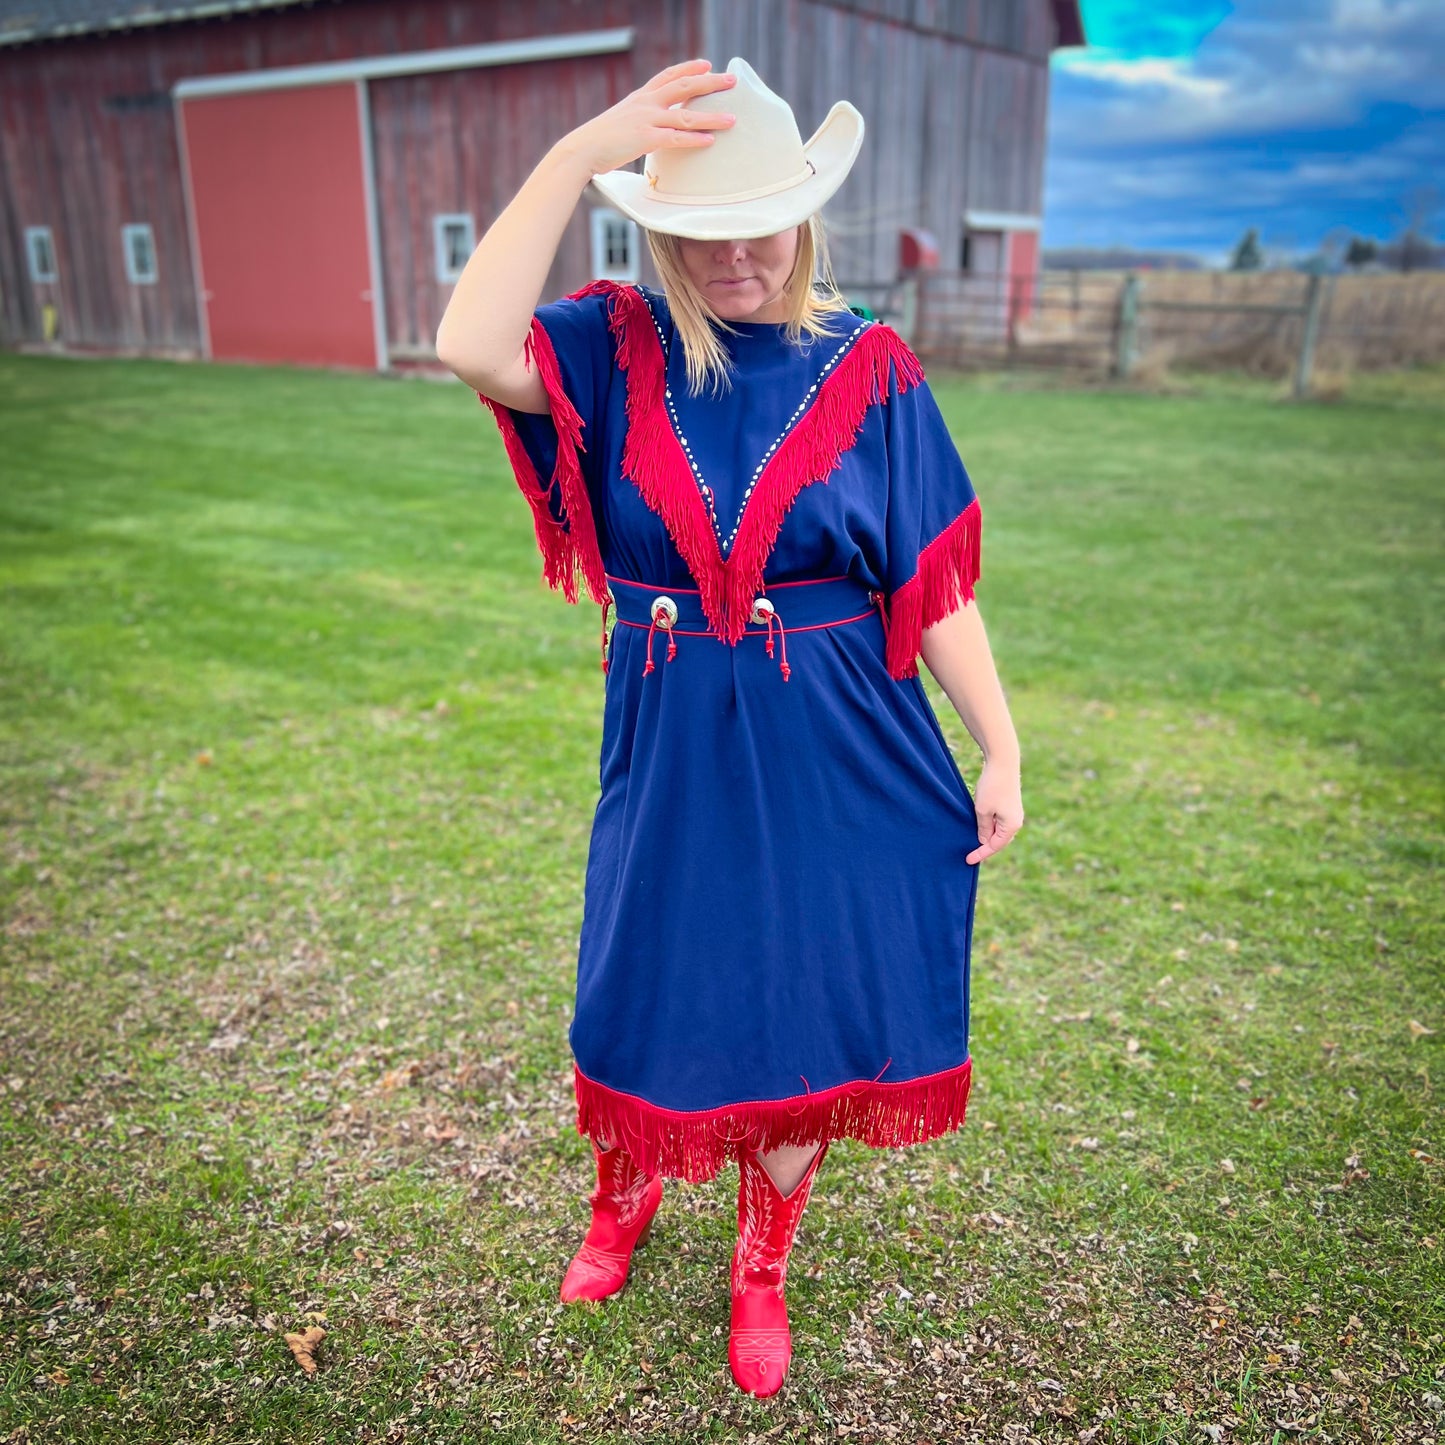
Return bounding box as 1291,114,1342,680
642,610,658,676
763,608,791,681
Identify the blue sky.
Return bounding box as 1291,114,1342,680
1044,0,1444,263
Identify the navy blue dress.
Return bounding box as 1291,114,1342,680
480,280,984,1183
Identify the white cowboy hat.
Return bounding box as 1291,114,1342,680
586,57,865,241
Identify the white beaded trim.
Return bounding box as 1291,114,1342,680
639,289,870,560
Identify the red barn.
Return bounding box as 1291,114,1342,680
0,0,1084,370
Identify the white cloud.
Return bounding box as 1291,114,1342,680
1040,1,1444,253
1049,1,1445,148
1292,151,1415,188
1052,54,1232,102
1333,0,1431,32
1297,41,1409,77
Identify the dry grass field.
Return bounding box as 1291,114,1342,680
926,268,1445,391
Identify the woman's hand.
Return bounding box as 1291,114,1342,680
560,58,738,178
966,758,1023,864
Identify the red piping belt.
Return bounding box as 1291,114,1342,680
600,573,889,684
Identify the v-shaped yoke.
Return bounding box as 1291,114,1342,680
661,312,871,562
610,284,925,647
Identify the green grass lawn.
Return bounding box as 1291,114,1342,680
1,351,1441,1443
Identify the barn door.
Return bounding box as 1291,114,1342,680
179,80,382,369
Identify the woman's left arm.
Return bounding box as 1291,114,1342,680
919,600,1024,863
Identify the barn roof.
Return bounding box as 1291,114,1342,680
0,0,1085,51
0,0,320,47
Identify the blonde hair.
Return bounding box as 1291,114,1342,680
645,214,857,397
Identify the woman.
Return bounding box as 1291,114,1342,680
437,56,1023,1398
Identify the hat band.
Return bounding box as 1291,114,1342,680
642,158,816,207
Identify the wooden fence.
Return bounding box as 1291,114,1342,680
837,269,1445,395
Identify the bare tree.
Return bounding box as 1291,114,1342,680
1391,183,1439,273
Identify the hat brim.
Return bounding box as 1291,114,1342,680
585,101,864,241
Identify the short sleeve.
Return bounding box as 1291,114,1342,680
879,355,983,679
475,281,619,607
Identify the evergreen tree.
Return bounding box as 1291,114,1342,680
1344,236,1377,270
1228,228,1262,272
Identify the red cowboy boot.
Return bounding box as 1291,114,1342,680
728,1141,830,1396
559,1138,663,1303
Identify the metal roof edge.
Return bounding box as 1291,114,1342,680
170,27,633,96
0,0,319,50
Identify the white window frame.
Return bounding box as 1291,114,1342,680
434,213,475,283
122,223,158,284
589,208,640,282
26,226,57,282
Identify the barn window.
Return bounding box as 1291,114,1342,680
434,214,475,283
26,226,57,283
590,209,639,282
123,224,157,284
959,233,972,273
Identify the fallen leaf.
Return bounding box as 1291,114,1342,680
284,1325,326,1375
380,1062,420,1091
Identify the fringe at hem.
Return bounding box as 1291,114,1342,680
573,1056,973,1183
884,495,983,679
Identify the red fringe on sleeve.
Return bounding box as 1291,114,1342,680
884,495,983,680
477,313,609,608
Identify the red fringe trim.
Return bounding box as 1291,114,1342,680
884,495,983,680
573,1055,973,1183
602,283,929,646
479,378,574,598
476,300,610,607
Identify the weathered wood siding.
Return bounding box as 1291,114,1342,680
367,53,627,364
0,36,200,351
0,0,1070,359
367,2,699,357
703,0,1058,286
0,0,698,355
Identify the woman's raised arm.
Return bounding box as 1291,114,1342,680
435,59,737,410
